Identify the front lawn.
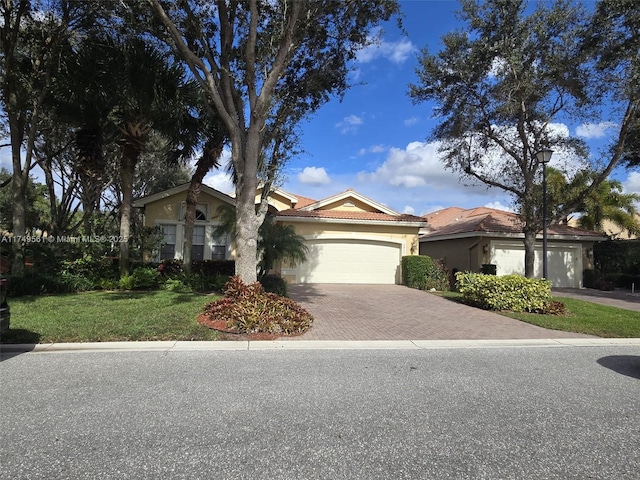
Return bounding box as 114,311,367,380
438,291,640,338
1,290,222,343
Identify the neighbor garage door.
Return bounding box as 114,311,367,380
491,241,583,288
297,239,401,284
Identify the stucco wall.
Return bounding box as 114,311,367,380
141,191,232,227
282,220,420,256
420,237,485,273
318,198,380,213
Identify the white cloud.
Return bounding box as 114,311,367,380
623,172,640,195
576,122,618,139
402,205,415,215
204,171,234,195
298,166,331,186
358,145,386,155
404,117,419,126
484,201,514,212
351,139,518,213
335,114,363,134
358,141,454,189
357,35,416,65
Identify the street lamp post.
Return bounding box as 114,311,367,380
535,149,554,280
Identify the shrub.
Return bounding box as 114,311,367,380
164,278,191,292
130,267,159,290
456,272,552,313
260,275,287,296
200,276,312,334
583,269,600,289
118,275,135,290
7,272,93,296
402,255,449,291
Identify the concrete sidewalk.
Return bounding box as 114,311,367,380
287,284,595,341
3,337,640,355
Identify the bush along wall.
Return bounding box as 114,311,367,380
401,255,449,291
456,272,551,313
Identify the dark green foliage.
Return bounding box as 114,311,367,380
402,255,449,291
163,272,229,293
7,272,94,296
130,267,159,290
260,275,288,296
456,272,552,313
201,276,312,335
481,264,497,275
583,269,600,288
157,259,235,277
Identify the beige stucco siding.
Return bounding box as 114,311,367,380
282,220,420,255
420,237,486,273
318,198,380,213
142,191,232,227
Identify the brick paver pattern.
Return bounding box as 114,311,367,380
286,284,594,341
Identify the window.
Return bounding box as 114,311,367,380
159,224,177,260
180,203,208,222
192,226,205,261
211,233,227,260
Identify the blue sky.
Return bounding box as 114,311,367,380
205,0,639,216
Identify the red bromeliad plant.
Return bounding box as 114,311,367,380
200,276,313,335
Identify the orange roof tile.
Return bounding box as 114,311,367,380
277,209,426,223
422,207,605,239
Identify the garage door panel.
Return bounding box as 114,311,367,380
299,239,400,284
492,242,581,288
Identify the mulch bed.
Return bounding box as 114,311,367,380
197,314,303,341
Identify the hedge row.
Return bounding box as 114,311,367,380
456,272,552,313
401,255,449,291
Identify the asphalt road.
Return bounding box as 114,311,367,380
1,346,639,479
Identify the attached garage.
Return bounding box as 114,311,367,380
491,241,583,288
297,238,402,284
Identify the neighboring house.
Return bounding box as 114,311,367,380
134,184,427,284
567,215,640,240
419,207,606,288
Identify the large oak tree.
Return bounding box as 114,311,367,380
147,0,400,283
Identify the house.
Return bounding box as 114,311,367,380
132,183,236,262
133,184,427,284
419,207,606,288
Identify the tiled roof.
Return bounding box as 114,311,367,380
291,194,317,209
277,208,426,223
422,207,605,239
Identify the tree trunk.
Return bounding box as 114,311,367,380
523,228,537,278
9,111,26,276
233,131,262,284
119,155,136,277
183,139,224,274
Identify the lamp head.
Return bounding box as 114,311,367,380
535,149,554,164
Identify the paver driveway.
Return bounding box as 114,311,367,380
287,284,594,341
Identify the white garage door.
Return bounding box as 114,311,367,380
297,239,401,284
491,241,583,288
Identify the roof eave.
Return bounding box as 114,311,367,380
276,215,427,228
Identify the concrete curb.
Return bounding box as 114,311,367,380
2,338,640,354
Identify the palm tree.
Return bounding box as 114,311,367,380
547,168,640,236
111,38,199,276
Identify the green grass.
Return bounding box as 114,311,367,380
1,290,222,343
436,291,640,338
